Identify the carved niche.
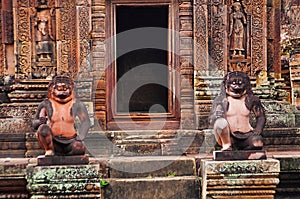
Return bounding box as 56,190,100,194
194,0,268,77
227,0,267,76
31,2,56,79
14,0,91,79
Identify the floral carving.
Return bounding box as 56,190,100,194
194,0,208,72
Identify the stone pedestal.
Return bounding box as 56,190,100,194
26,164,101,198
201,159,280,199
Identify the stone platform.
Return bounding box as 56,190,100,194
200,159,280,199
2,153,300,198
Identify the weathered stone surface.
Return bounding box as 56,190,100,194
200,159,280,199
0,158,29,198
273,154,300,198
103,176,200,199
26,164,101,198
0,133,26,158
262,128,300,152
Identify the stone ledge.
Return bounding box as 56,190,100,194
26,164,101,198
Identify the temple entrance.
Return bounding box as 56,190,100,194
107,3,179,130
116,6,169,113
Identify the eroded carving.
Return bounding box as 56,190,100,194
229,1,246,58
33,8,56,79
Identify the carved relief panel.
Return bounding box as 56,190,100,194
194,0,268,77
31,1,56,79
14,0,91,79
227,0,267,76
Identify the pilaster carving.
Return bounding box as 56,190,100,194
15,1,32,78
194,0,208,73
209,0,227,72
251,0,267,75
76,0,92,78
57,0,77,77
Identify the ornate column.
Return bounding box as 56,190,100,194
56,0,77,77
14,0,32,79
91,0,106,129
179,0,195,129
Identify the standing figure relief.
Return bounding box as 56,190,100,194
229,1,246,57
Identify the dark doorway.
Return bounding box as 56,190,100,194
116,6,169,113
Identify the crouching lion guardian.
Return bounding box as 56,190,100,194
32,75,90,156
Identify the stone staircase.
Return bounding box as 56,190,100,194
100,156,200,199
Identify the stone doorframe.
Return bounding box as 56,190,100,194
95,0,195,130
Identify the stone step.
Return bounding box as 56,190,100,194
102,176,200,199
262,128,300,151
272,154,300,198
0,158,29,198
85,130,206,156
108,156,196,178
0,133,27,158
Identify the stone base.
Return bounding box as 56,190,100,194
200,159,280,199
37,155,89,166
26,164,100,198
213,150,267,161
